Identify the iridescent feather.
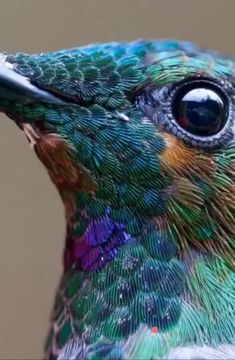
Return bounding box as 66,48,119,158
0,40,234,359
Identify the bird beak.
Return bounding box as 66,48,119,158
0,57,65,105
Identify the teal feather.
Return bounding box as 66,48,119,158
0,40,234,359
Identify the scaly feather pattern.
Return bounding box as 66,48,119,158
0,40,235,359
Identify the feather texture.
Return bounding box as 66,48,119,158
0,40,234,359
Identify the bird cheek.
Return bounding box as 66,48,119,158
160,133,215,179
160,133,199,172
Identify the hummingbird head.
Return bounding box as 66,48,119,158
0,41,235,270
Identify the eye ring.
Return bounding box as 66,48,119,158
167,78,234,148
138,76,234,149
172,80,228,137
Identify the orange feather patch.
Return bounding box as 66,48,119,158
35,134,94,191
160,133,215,179
34,134,96,222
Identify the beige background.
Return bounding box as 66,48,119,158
0,0,234,358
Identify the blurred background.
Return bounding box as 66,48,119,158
0,0,234,358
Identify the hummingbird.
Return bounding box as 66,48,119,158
0,40,234,359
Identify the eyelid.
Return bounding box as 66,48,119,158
138,77,234,149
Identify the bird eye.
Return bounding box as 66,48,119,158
172,81,228,137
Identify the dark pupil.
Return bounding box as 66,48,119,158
174,85,227,136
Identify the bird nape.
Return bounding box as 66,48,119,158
0,40,235,360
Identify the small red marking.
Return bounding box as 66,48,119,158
151,327,158,334
179,117,189,127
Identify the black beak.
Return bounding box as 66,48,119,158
0,59,65,105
